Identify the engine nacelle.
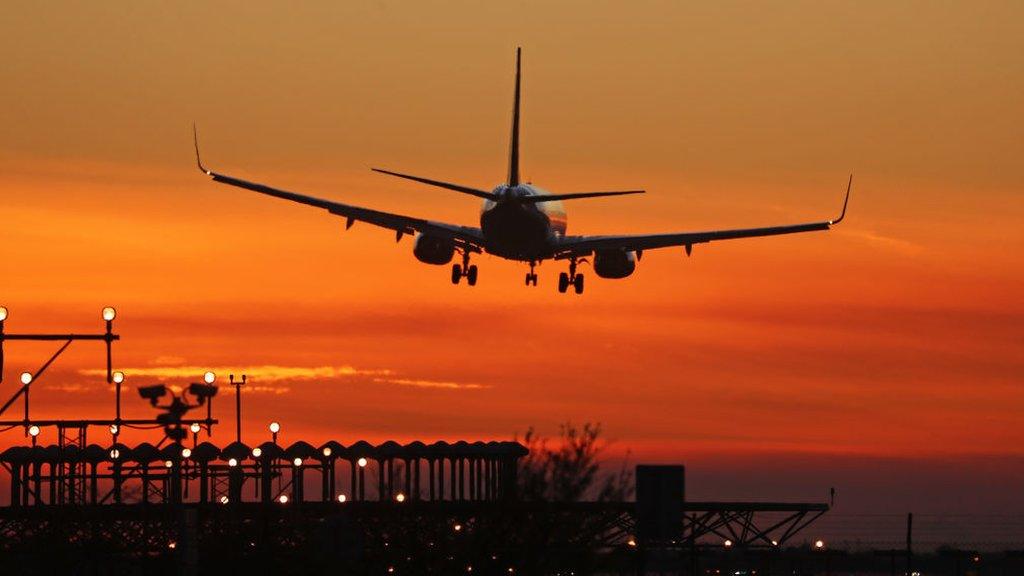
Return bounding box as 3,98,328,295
592,249,638,279
413,234,456,265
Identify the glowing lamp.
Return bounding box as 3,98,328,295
20,372,32,385
164,460,172,468
453,523,463,532
293,457,302,467
109,424,119,435
815,540,825,549
627,539,637,547
357,457,368,468
395,493,406,503
203,371,216,384
322,447,332,457
219,496,229,504
28,425,40,437
110,449,121,460
182,448,192,459
0,306,8,321
269,422,280,434
112,371,125,384
190,423,201,434
102,307,116,321
252,447,262,458
228,458,238,467
337,494,347,503
724,539,733,547
278,494,289,504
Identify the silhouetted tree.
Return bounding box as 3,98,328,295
517,422,634,502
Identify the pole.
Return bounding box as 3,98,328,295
230,374,245,443
906,513,913,576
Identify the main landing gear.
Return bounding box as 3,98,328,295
451,250,478,286
557,257,585,295
524,260,538,286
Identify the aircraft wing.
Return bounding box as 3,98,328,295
555,177,852,258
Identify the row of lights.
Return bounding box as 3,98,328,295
0,306,115,323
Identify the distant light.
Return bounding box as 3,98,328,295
278,494,289,504
337,494,347,503
203,371,216,385
322,447,332,457
228,458,238,467
973,555,980,563
102,307,116,321
109,424,119,435
293,457,302,467
357,457,368,468
453,523,463,532
181,448,192,459
466,566,472,572
724,539,733,547
771,540,778,546
164,460,172,468
395,493,406,503
28,425,40,437
269,422,280,434
387,568,394,574
0,306,7,321
627,538,637,547
219,495,229,504
112,371,125,384
110,448,121,460
20,372,32,385
815,540,825,549
507,569,514,574
252,447,262,458
168,541,176,549
190,423,202,434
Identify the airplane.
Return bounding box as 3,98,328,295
194,48,850,295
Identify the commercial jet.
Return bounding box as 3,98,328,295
195,48,850,295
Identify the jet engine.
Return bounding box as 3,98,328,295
413,234,456,265
592,249,637,279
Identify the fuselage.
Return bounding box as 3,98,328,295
479,184,566,260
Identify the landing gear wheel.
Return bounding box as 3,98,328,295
573,273,585,295
451,264,462,285
558,272,569,293
525,272,538,286
466,265,478,286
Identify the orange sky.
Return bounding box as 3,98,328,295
1,3,1022,512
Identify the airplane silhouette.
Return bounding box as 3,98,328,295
195,48,850,295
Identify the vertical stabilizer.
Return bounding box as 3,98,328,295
507,47,522,187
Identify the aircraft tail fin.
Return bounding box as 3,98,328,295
372,168,497,200
507,47,522,187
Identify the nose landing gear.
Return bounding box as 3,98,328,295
525,261,538,286
451,250,478,286
557,257,585,295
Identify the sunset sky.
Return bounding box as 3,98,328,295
1,2,1022,524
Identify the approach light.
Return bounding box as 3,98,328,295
453,523,463,532
357,457,368,468
279,494,289,504
203,371,216,384
322,447,332,457
627,538,637,547
20,372,32,385
0,306,7,321
109,424,119,435
724,539,733,548
182,448,192,459
395,493,406,503
219,496,229,504
110,449,121,460
164,460,172,468
814,540,825,549
138,384,168,404
228,458,238,467
337,494,347,503
190,422,201,434
293,457,302,467
252,447,262,458
112,371,125,384
771,540,778,546
102,307,116,322
28,425,40,437
269,422,280,434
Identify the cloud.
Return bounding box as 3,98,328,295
838,228,923,255
372,377,491,390
150,355,186,366
78,365,392,382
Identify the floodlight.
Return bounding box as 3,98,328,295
203,371,216,385
20,372,32,385
269,422,280,434
28,425,40,437
322,447,332,457
190,422,201,434
293,457,302,467
0,306,7,321
357,457,368,468
138,384,168,404
102,307,116,322
228,458,238,467
182,448,192,459
109,424,119,435
252,447,262,458
112,371,125,384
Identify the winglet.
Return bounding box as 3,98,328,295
829,174,853,225
193,123,211,175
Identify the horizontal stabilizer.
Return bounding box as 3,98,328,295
372,168,497,200
521,190,645,203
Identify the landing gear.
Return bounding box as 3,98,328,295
451,250,478,286
558,257,585,295
525,261,538,286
